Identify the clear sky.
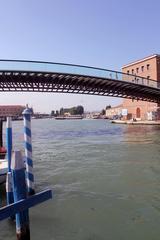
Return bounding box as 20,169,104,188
0,0,160,113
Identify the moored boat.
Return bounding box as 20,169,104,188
55,115,83,120
0,147,7,184
0,120,7,184
0,159,7,184
54,116,65,120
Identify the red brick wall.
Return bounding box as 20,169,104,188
0,105,25,117
122,55,159,120
157,56,160,82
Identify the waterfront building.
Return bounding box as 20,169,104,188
122,54,160,120
106,104,123,119
0,105,25,117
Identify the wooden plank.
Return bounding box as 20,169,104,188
0,189,52,221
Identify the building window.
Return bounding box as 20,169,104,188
147,76,150,79
132,69,134,74
136,68,139,74
147,64,150,70
141,66,144,72
127,70,129,74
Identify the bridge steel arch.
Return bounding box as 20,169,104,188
0,60,160,103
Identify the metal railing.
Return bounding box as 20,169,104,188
0,60,158,89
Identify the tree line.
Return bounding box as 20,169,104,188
51,105,84,116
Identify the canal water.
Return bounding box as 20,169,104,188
1,119,160,240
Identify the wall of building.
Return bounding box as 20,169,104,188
0,105,25,117
106,105,123,119
122,55,160,120
157,56,160,83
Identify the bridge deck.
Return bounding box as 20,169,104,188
0,60,159,103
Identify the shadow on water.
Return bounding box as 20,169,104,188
33,124,124,140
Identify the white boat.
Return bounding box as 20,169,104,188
54,116,65,120
0,159,7,184
55,115,83,120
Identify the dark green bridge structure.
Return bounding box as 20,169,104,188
0,60,160,103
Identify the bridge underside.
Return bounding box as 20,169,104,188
0,71,160,103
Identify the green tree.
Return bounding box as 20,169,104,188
51,110,55,116
76,105,84,115
106,105,111,110
60,108,64,115
101,109,105,115
55,110,59,116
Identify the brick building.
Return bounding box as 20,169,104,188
122,54,160,120
0,105,25,117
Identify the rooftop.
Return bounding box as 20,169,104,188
122,54,160,68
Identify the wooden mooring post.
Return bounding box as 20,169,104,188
6,117,14,206
0,109,53,239
22,107,35,196
11,151,30,240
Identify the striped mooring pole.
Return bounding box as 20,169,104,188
22,107,35,195
6,117,14,206
11,151,30,240
0,119,3,147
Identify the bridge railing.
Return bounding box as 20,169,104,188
0,60,158,89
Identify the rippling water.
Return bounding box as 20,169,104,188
1,119,160,240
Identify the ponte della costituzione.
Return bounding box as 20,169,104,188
0,59,159,103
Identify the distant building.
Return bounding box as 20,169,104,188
0,105,25,117
122,54,160,120
106,104,123,119
106,104,122,119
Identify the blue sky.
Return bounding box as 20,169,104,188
0,0,160,113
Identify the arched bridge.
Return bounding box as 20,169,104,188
0,60,160,103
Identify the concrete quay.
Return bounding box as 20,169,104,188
111,120,160,125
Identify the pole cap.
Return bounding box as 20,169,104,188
22,108,31,115
6,117,12,128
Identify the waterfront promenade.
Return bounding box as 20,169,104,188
111,120,160,125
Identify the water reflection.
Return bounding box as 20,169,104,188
122,125,160,144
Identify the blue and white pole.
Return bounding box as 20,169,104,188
6,117,14,206
6,117,12,172
22,107,35,195
11,150,30,240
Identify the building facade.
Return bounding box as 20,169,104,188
106,104,123,119
122,54,160,120
0,105,25,117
